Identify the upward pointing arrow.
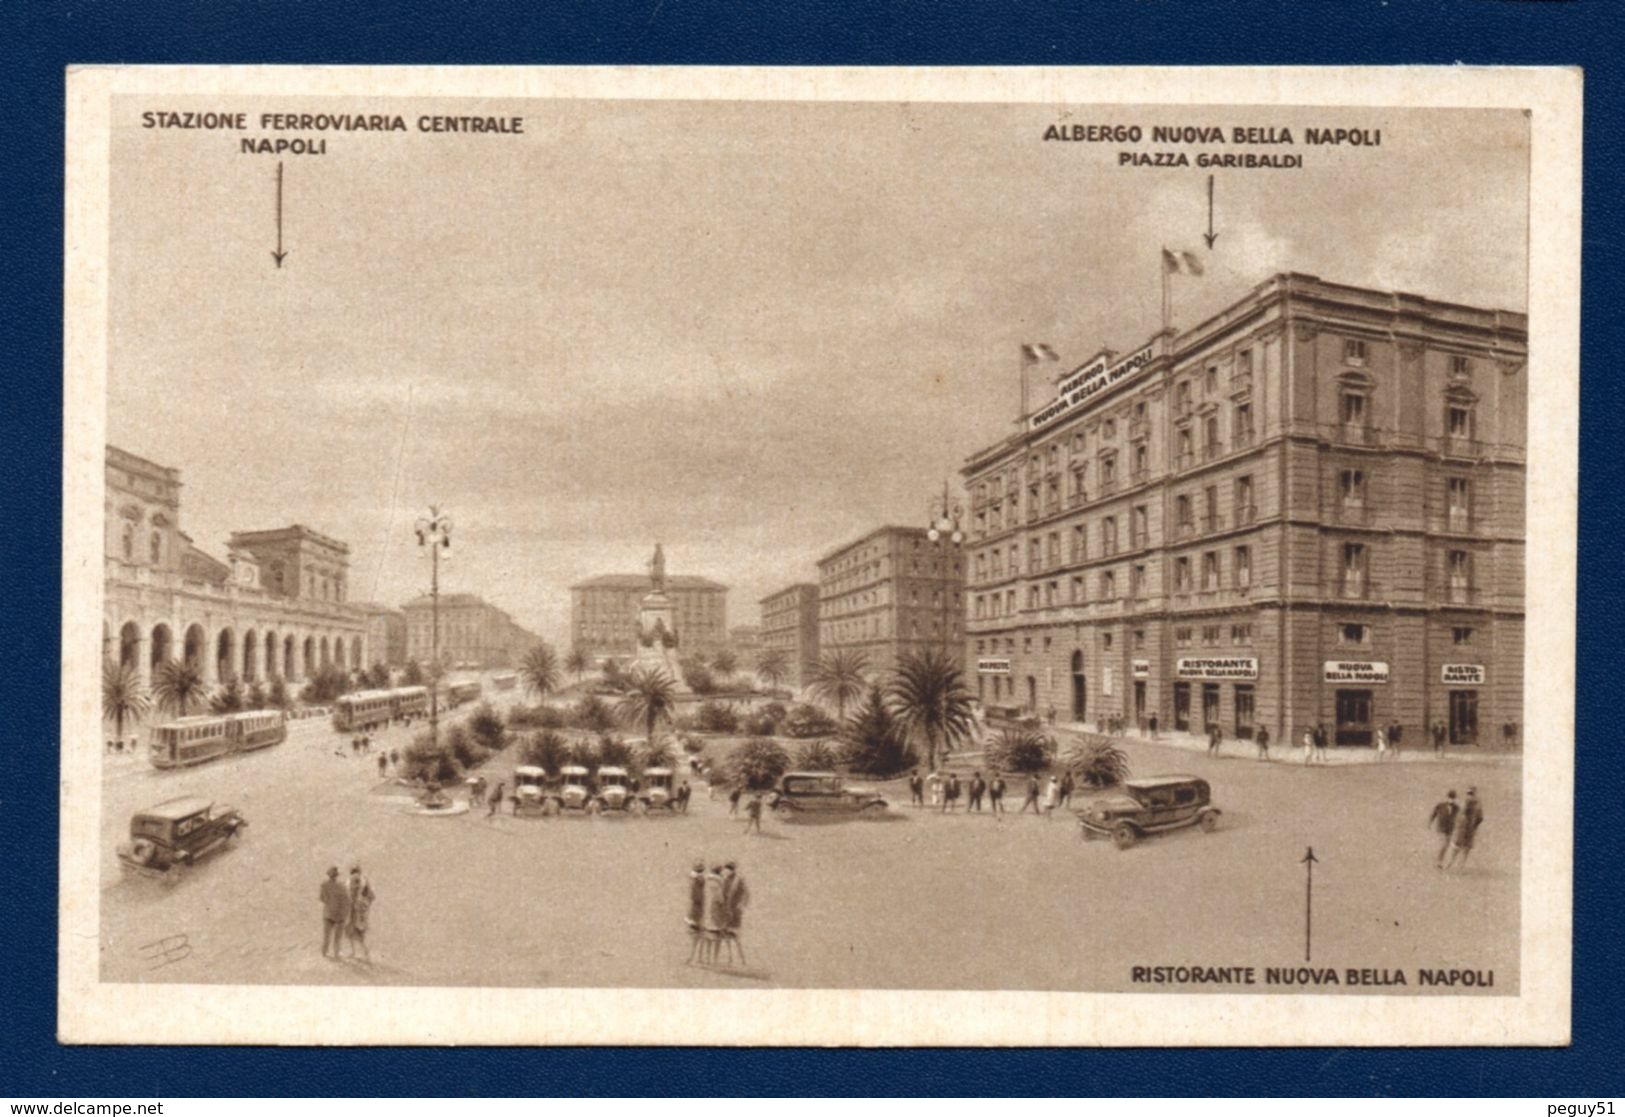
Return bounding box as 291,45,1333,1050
1301,846,1319,961
271,161,288,268
1203,174,1219,250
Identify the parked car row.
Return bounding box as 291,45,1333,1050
508,765,684,816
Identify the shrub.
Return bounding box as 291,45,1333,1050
245,681,269,711
678,733,704,754
404,733,463,783
574,694,617,733
595,733,635,769
508,703,567,730
639,739,677,771
267,677,291,710
519,730,570,775
210,678,245,715
467,701,507,751
1061,737,1131,788
839,686,917,776
444,723,491,771
784,703,838,739
300,664,354,705
987,727,1056,774
697,700,740,733
683,662,717,695
729,737,791,791
795,740,839,771
744,711,778,736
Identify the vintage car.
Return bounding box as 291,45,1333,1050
769,770,887,818
594,766,634,812
1077,775,1220,849
117,796,247,877
556,765,594,813
511,765,550,816
640,767,677,811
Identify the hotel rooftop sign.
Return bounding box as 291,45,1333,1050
1028,338,1160,431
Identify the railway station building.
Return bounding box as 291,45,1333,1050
960,273,1526,748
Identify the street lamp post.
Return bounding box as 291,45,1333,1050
926,480,965,661
415,506,453,748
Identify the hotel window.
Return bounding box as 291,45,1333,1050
1447,477,1472,528
1234,545,1252,589
1231,624,1252,644
1133,443,1148,478
1072,432,1086,454
1447,549,1473,599
1101,569,1117,599
1203,414,1220,457
1234,401,1254,444
1452,625,1475,645
121,523,134,559
1071,464,1086,500
1345,338,1368,365
1341,390,1368,427
1101,454,1117,487
1071,524,1087,561
1132,505,1149,547
1177,428,1193,464
1134,629,1146,649
1201,551,1220,590
1176,380,1193,415
1009,544,1021,573
1235,475,1255,522
989,550,1003,578
1237,348,1254,376
1028,483,1040,511
1028,586,1041,610
1342,542,1368,596
1176,494,1193,534
1451,354,1472,377
1029,539,1042,570
1447,402,1473,439
1203,485,1219,531
150,530,163,565
1046,476,1061,508
1175,556,1192,593
1047,444,1060,471
1006,589,1017,614
1046,581,1058,606
975,510,987,537
1339,468,1366,509
1175,626,1193,648
1046,532,1060,567
1205,366,1218,395
1135,400,1148,424
1201,625,1221,646
1071,575,1086,603
1102,516,1118,555
1338,623,1370,645
1103,419,1117,440
975,553,987,581
1131,564,1146,597
1102,632,1114,650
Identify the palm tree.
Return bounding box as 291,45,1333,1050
102,659,150,743
886,649,976,771
756,648,790,692
210,678,245,715
150,658,208,718
565,647,589,685
711,649,738,677
614,666,680,746
809,648,870,723
519,643,561,701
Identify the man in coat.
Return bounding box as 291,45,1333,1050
1428,790,1459,868
721,861,750,966
319,866,350,958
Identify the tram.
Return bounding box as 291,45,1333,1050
149,710,288,769
332,690,397,733
393,685,429,720
446,680,483,709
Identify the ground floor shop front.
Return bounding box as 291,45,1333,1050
968,604,1522,749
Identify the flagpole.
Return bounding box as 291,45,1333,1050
1161,247,1170,335
1019,345,1029,425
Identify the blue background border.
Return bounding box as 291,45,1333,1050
4,1,1621,1097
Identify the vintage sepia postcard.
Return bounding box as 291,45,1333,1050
60,65,1580,1046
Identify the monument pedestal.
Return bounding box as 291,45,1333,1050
631,589,690,692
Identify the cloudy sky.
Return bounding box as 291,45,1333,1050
107,98,1528,643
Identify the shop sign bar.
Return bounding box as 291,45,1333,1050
1324,660,1389,684
977,657,1012,675
1441,663,1485,685
1177,656,1258,680
1131,659,1150,679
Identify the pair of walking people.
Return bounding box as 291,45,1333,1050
1428,787,1485,869
687,861,750,967
318,864,375,961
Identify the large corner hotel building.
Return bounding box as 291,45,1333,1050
961,273,1525,748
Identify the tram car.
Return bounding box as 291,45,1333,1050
332,689,397,733
492,671,518,692
148,710,288,769
391,685,429,720
446,680,483,709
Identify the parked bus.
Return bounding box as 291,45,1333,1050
149,710,287,770
492,672,517,692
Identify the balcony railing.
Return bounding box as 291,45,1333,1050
1446,509,1473,532
1333,503,1373,526
1444,583,1479,605
1234,503,1257,525
1340,423,1380,447
1130,530,1150,550
1200,513,1224,533
1175,519,1195,539
1337,577,1381,600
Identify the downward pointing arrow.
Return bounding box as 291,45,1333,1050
1203,174,1219,249
271,161,287,268
1301,846,1319,961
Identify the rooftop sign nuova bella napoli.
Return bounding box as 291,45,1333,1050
1028,339,1159,431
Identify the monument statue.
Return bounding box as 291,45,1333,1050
649,542,667,593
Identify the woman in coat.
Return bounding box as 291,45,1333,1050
345,866,374,962
701,865,728,965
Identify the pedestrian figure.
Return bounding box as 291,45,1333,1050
390,748,400,769
1256,725,1271,761
909,770,924,808
1444,787,1484,870
685,861,707,964
969,771,986,812
677,780,692,813
1428,790,1459,868
376,753,387,777
1432,721,1447,756
319,866,350,959
1302,727,1316,765
487,780,505,817
729,784,743,815
1019,774,1041,815
1314,723,1330,763
721,861,750,966
989,772,1006,816
928,770,943,808
470,775,487,805
942,773,961,813
1047,705,1057,727
1375,727,1390,761
1388,720,1403,753
1207,723,1223,757
1059,770,1075,809
1042,774,1060,818
745,793,764,834
1148,712,1159,738
345,865,374,961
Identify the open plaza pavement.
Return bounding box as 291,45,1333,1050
97,696,1520,993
